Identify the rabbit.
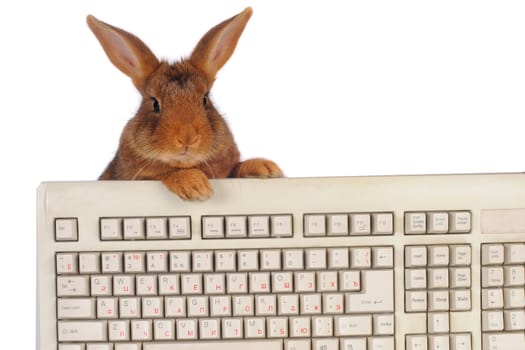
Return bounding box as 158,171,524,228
87,7,283,200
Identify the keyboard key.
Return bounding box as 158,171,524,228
427,312,449,333
100,218,122,240
504,310,525,330
428,245,449,266
56,252,78,274
199,318,221,339
238,250,259,271
131,319,152,340
428,334,449,350
168,216,191,239
373,314,394,335
334,315,372,336
482,288,504,309
405,212,427,234
482,310,504,331
368,336,394,350
123,218,145,240
304,214,326,236
222,318,243,338
283,249,304,270
428,290,450,311
79,252,101,274
504,265,525,286
97,297,118,319
248,216,270,237
305,248,327,269
482,332,525,350
372,246,394,268
340,270,361,291
113,275,135,295
57,320,107,342
327,214,348,235
267,317,288,338
215,250,237,272
427,212,449,234
312,338,338,350
405,291,427,312
449,211,471,233
170,251,191,272
225,216,247,238
346,270,394,313
450,333,472,350
450,289,471,311
504,288,525,308
202,216,225,238
450,245,471,266
108,320,130,341
101,252,123,273
482,244,505,265
255,295,277,315
124,252,145,273
57,275,89,297
261,250,282,271
405,246,427,267
341,338,367,350
245,317,266,338
350,247,371,268
372,212,394,235
285,339,310,350
405,269,427,290
504,243,525,264
482,267,504,287
143,340,283,350
154,319,175,340
406,334,428,350
192,251,213,272
327,248,349,269
57,298,95,319
146,217,168,239
119,297,141,318
270,215,293,237
142,297,163,317
177,319,198,339
55,218,78,241
350,213,371,235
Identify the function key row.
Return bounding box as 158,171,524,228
404,211,471,235
100,217,191,241
202,215,292,239
303,212,394,237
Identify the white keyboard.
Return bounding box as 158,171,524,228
37,174,525,350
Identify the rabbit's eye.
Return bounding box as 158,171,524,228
203,93,210,109
152,98,160,113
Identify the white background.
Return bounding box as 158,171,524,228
1,0,524,347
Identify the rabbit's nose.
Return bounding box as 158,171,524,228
176,134,201,148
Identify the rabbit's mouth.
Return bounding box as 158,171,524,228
156,149,208,168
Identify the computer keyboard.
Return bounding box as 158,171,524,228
36,174,525,350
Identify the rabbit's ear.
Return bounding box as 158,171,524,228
190,7,252,80
87,15,160,90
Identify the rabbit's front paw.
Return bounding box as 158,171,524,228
163,169,213,200
233,158,283,178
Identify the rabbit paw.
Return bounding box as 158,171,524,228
163,169,213,200
233,158,283,178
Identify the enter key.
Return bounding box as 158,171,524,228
345,270,394,313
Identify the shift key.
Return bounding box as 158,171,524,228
58,321,107,342
346,270,393,313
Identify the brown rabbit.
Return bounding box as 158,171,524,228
87,7,282,200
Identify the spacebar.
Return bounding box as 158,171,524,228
144,340,283,350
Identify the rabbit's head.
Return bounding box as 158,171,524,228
87,8,252,170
